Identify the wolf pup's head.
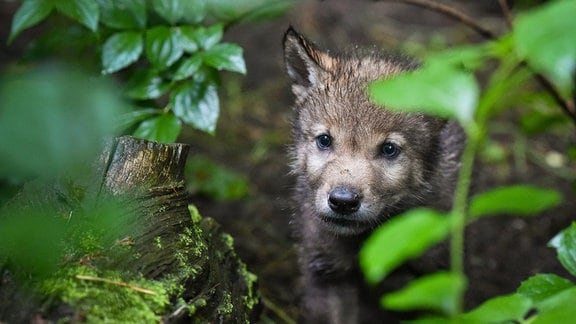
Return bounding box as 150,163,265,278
284,27,449,236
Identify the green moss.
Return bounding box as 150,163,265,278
188,204,202,224
41,266,174,323
154,236,163,249
240,262,259,311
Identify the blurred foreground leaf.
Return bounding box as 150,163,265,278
514,0,576,98
360,208,451,284
369,62,479,125
469,185,562,220
382,272,465,316
0,65,126,181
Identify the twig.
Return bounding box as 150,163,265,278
261,296,296,324
75,275,157,295
498,0,513,30
376,0,497,39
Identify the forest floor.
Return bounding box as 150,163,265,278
1,0,575,323
187,1,576,322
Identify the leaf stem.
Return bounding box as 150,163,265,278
450,122,481,314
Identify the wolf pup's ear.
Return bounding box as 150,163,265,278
283,27,336,96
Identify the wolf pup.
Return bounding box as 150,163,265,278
283,27,465,323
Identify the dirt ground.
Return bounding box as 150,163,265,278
1,1,575,323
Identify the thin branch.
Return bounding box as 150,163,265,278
498,0,513,30
376,0,497,39
75,275,157,295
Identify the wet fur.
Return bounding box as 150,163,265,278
283,27,464,323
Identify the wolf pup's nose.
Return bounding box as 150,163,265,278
328,187,361,215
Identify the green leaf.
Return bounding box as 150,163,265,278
145,26,184,69
469,185,562,220
171,80,219,134
174,55,203,81
360,208,451,284
102,31,143,74
514,0,576,98
520,109,569,135
369,62,479,125
127,69,171,100
532,287,576,324
382,272,466,316
117,108,160,130
185,157,250,201
152,0,205,24
206,0,293,23
517,274,574,304
133,113,181,143
202,43,246,74
0,65,126,180
98,0,146,29
9,0,54,43
177,26,200,53
459,294,532,323
194,24,224,50
427,45,489,71
549,223,576,278
54,0,99,31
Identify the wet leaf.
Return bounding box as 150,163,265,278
469,185,562,220
133,113,181,143
127,69,171,100
206,0,293,22
98,0,146,29
382,272,465,316
171,80,219,134
174,55,202,81
152,0,205,24
360,208,451,284
518,274,574,304
549,223,576,278
194,24,223,50
177,26,200,53
54,0,99,32
145,26,183,69
9,0,54,43
117,108,160,130
102,31,143,74
202,43,246,74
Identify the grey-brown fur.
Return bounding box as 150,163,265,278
283,27,465,323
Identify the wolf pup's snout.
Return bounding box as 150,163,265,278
328,187,361,215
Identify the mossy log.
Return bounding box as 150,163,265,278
0,136,259,322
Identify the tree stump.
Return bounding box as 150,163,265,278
0,136,260,323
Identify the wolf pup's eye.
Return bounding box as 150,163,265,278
381,142,400,159
316,134,332,150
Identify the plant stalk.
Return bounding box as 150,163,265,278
450,123,481,314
